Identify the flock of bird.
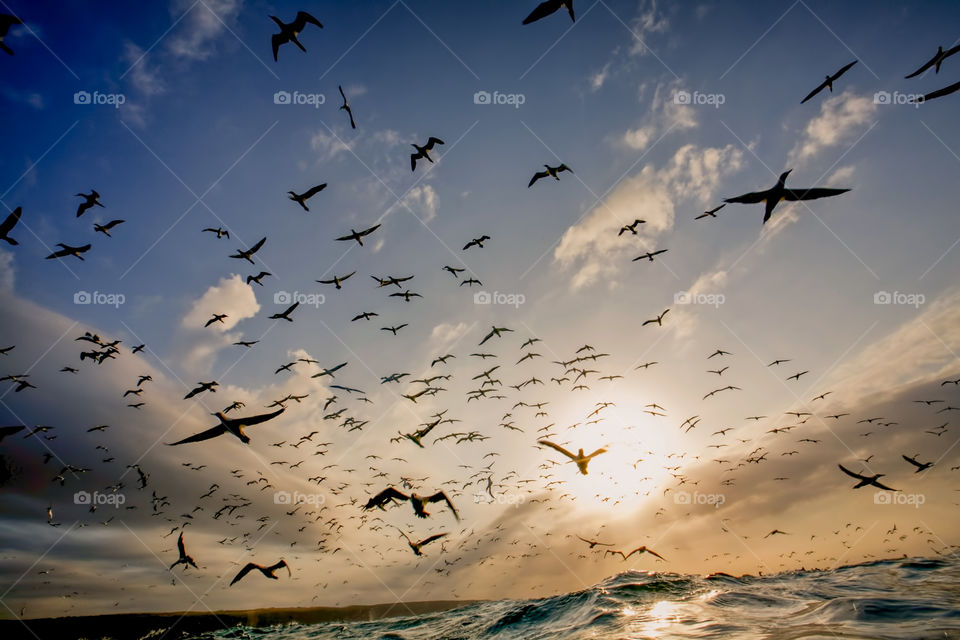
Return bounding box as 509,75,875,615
0,1,958,617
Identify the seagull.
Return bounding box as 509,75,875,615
528,164,573,188
411,137,444,171
338,85,356,129
695,204,726,220
576,535,614,549
522,0,575,25
371,275,414,288
230,559,290,585
605,546,665,561
167,408,285,445
381,324,408,336
618,219,645,235
0,14,23,55
642,309,669,327
204,313,227,328
364,487,460,521
230,237,266,263
246,271,271,286
316,271,356,290
837,464,897,491
902,454,933,473
905,44,960,79
202,227,229,239
269,302,299,322
270,11,322,62
537,439,607,475
169,533,198,570
45,243,91,260
93,219,125,237
442,265,465,278
184,381,218,399
0,207,22,245
75,191,104,217
399,531,448,556
724,169,851,224
632,249,667,262
287,184,326,211
800,60,858,104
335,224,380,246
463,235,490,250
479,326,513,345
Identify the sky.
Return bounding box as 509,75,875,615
1,0,960,621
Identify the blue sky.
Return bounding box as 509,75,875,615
1,0,960,620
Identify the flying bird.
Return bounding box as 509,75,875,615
45,243,91,260
75,191,104,217
230,237,266,263
230,559,290,586
167,408,285,445
411,137,444,171
287,184,326,211
463,235,490,250
270,11,322,62
335,224,380,246
724,169,850,224
800,60,858,104
695,204,726,220
0,14,23,56
399,531,448,557
169,533,198,570
0,207,22,245
642,309,669,327
618,219,645,235
364,487,460,521
633,249,667,262
338,85,356,129
269,302,299,322
528,163,573,188
316,271,356,290
537,439,607,475
522,0,575,25
93,219,125,237
905,44,960,79
837,464,897,491
902,454,933,473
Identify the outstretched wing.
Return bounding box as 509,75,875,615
537,439,576,461
783,187,850,202
426,491,460,521
905,50,941,79
177,532,186,556
247,237,266,255
293,11,323,31
522,0,561,24
167,425,228,446
800,79,828,104
837,464,863,480
230,562,258,586
418,532,448,547
831,60,858,81
0,207,21,236
585,447,608,460
227,408,285,430
918,80,960,102
528,171,548,188
359,224,381,237
901,454,921,468
425,137,444,150
366,486,409,509
303,183,327,198
724,190,768,204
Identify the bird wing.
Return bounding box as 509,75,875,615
177,532,186,556
905,50,941,78
528,171,548,187
369,486,409,508
0,207,21,236
425,137,445,150
724,190,768,204
303,183,327,198
901,454,921,468
800,79,829,104
271,34,284,61
167,424,228,446
338,85,347,103
919,80,960,102
522,0,562,24
230,563,258,586
831,60,858,81
782,187,850,202
293,11,323,30
227,408,285,429
537,439,576,460
359,224,381,237
585,447,608,459
427,491,460,521
282,302,299,316
418,532,448,547
837,464,864,480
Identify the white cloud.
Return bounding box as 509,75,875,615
182,274,259,332
621,81,697,151
788,91,877,166
310,129,352,161
122,42,164,96
391,184,439,223
554,143,743,290
628,0,669,56
166,0,240,61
